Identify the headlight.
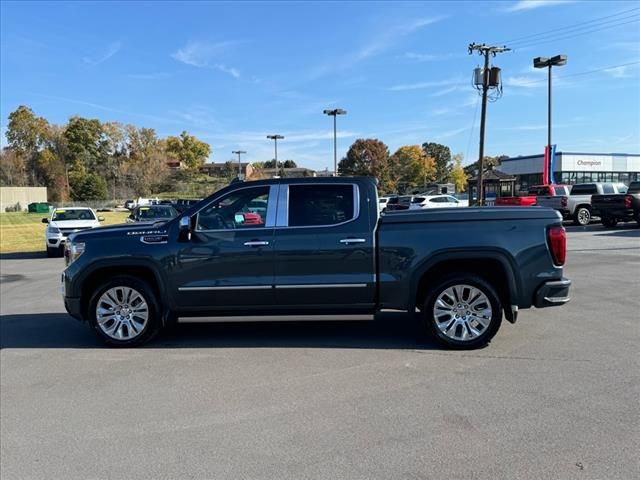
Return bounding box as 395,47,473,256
65,241,85,266
48,225,61,234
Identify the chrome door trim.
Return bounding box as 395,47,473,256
274,283,368,289
243,241,270,247
264,185,279,228
178,285,273,292
339,238,366,244
178,314,375,323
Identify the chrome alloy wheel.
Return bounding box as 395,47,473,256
96,287,149,340
433,284,492,342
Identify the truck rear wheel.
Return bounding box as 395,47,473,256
88,276,161,347
574,207,591,226
422,274,502,349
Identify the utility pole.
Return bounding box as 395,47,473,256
232,150,246,178
468,43,510,205
323,108,347,175
266,135,284,176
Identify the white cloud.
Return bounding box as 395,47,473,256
388,77,465,91
404,52,439,62
504,0,576,13
172,41,240,78
604,66,631,79
82,40,123,65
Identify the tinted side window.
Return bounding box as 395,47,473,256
196,186,270,230
571,184,597,195
601,184,615,194
288,184,355,227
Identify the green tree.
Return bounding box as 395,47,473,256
70,173,108,201
422,142,452,182
222,160,236,179
63,116,106,172
263,159,277,169
449,154,468,193
338,138,390,184
463,154,508,176
165,131,211,169
283,160,297,168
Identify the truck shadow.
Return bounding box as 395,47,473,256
0,312,442,350
0,251,48,260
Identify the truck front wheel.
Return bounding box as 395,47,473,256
423,274,502,349
88,276,161,347
574,207,591,226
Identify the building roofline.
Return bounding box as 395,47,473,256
503,151,640,162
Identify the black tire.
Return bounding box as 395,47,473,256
601,216,617,228
88,276,161,347
46,247,56,258
573,207,591,226
423,274,502,349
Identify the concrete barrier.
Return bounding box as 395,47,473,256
0,187,48,212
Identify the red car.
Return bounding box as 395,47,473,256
496,184,571,206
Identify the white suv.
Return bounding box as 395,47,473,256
409,194,462,210
43,207,103,257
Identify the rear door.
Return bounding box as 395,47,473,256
273,182,375,310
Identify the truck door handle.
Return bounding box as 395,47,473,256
244,240,269,247
339,238,366,245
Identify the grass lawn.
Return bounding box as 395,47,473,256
0,211,129,254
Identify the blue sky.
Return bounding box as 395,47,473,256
1,0,639,171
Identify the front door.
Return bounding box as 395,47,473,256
273,183,375,311
174,185,277,311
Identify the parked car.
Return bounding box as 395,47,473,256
452,193,470,207
42,207,103,257
537,182,628,226
127,205,179,223
124,200,136,210
495,184,571,207
379,196,391,213
385,195,412,211
173,199,201,213
62,177,570,349
591,181,640,227
409,194,462,210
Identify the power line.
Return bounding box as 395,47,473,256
465,95,481,166
510,17,640,49
508,60,640,88
496,6,640,44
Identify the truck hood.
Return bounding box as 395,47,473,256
67,220,170,242
50,220,100,229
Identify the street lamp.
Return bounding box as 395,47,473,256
534,54,567,183
232,150,246,178
266,135,284,176
323,108,347,176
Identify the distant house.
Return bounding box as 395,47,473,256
261,167,316,178
200,162,253,178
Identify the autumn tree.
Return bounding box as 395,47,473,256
422,142,452,182
165,131,211,169
449,154,468,193
339,138,390,186
6,105,50,185
389,145,436,193
0,148,28,186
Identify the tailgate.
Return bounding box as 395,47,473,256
536,196,565,209
592,194,626,208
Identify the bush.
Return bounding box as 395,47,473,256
71,173,108,201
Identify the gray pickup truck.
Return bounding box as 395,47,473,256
591,181,640,227
62,177,571,349
537,182,629,225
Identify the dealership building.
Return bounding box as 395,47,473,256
499,152,640,193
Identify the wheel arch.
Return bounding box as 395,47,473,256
410,250,519,319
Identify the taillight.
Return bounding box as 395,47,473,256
548,226,566,266
624,195,632,209
561,197,568,208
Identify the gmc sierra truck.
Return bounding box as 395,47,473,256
62,177,571,349
591,181,640,227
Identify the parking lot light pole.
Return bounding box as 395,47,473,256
323,108,347,176
266,135,285,176
534,55,567,183
232,150,246,177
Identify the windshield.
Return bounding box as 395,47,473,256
52,209,96,221
137,206,178,219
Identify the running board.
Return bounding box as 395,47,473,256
178,314,375,323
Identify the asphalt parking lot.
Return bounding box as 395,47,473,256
1,224,639,480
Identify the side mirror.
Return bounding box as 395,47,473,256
42,218,49,224
178,216,191,241
98,216,105,222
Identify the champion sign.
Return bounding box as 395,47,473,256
577,160,603,167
